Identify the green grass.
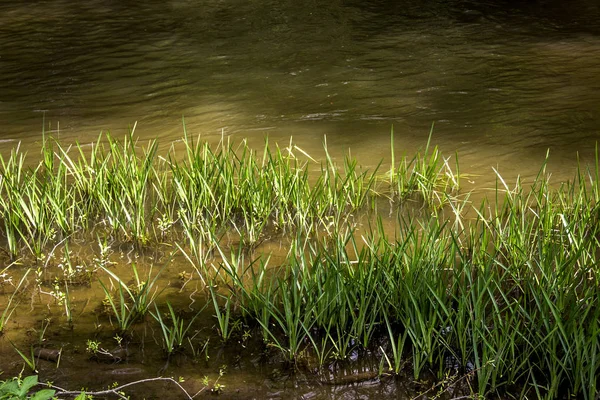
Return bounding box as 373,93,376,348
0,267,30,335
0,130,598,398
200,148,599,397
0,127,450,258
99,262,165,334
151,302,203,356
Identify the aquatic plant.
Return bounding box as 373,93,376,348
208,285,234,342
11,344,38,373
0,130,598,398
389,124,460,207
0,268,30,335
99,262,165,333
151,302,202,356
0,128,459,263
200,151,600,397
0,375,55,400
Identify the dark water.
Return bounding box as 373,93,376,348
1,0,600,397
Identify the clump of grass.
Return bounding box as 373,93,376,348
0,126,449,262
389,124,460,207
198,149,600,398
99,262,164,333
151,302,203,356
61,126,159,244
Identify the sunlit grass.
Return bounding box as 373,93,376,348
0,129,598,398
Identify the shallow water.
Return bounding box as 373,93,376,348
1,0,600,397
0,246,433,400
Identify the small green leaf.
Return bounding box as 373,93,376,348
19,376,38,396
30,389,56,400
73,392,88,400
0,380,20,396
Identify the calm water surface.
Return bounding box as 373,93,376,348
1,0,600,187
1,0,600,397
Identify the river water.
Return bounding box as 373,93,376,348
1,0,600,190
1,0,600,398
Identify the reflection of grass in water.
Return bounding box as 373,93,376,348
0,130,598,398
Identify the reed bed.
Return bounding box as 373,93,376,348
0,132,598,398
0,131,396,257
209,172,599,398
